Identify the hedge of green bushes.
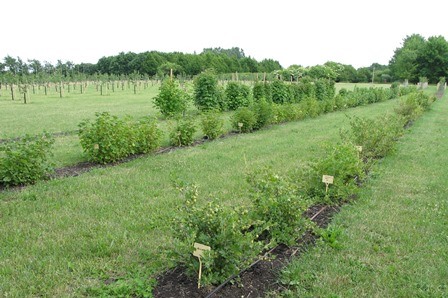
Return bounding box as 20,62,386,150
169,90,436,286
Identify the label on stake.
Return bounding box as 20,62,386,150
322,175,334,184
192,243,211,289
194,243,211,251
193,249,203,257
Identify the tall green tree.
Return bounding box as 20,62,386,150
416,35,448,83
389,34,426,83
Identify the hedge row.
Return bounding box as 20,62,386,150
0,85,421,186
169,90,437,286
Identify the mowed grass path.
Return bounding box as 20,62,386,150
0,96,402,296
279,92,448,297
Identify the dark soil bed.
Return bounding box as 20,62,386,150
153,204,340,298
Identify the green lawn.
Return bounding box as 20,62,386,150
0,95,403,297
335,82,391,92
278,91,448,297
0,82,162,138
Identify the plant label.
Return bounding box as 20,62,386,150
93,144,99,150
193,242,211,289
356,146,363,152
193,249,203,257
194,242,211,251
322,175,334,184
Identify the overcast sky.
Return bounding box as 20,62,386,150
1,0,447,69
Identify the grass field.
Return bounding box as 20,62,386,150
278,90,448,297
0,83,163,138
0,89,405,296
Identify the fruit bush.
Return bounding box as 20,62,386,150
232,107,257,133
0,133,55,186
201,110,224,140
225,81,251,110
172,185,263,285
153,78,189,117
169,118,197,146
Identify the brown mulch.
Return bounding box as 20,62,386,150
152,204,340,298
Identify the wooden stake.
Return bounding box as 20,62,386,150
193,243,211,289
322,175,334,194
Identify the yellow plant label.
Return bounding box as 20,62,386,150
322,175,334,184
356,146,363,152
194,243,211,251
193,249,203,257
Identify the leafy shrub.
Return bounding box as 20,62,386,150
301,97,321,118
134,117,162,153
0,133,55,186
342,115,405,161
201,110,224,140
315,78,335,102
295,143,365,203
193,71,224,111
320,97,336,113
170,118,196,146
232,107,257,133
153,78,189,117
333,94,347,110
294,77,316,102
247,168,311,245
225,82,251,110
271,80,291,104
172,185,262,285
395,91,435,123
253,82,272,102
414,91,435,111
252,100,274,130
272,103,305,124
394,94,423,122
390,82,400,98
79,112,162,163
79,112,133,163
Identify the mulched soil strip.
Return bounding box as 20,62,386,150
152,204,340,298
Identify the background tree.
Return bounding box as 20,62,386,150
389,34,426,83
416,35,448,83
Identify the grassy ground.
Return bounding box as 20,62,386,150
0,95,403,297
0,82,162,138
278,91,448,297
335,82,390,92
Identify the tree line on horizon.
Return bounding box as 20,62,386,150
0,35,446,83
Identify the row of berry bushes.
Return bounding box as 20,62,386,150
169,90,436,286
0,83,420,186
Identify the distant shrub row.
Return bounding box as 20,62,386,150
0,85,425,187
169,90,437,286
